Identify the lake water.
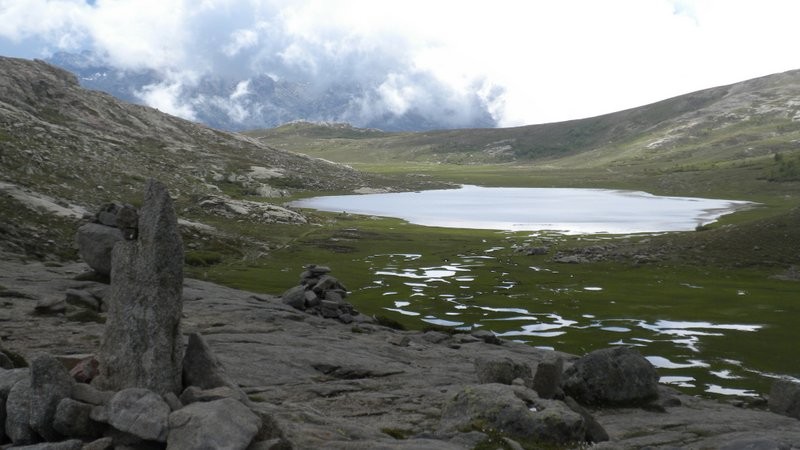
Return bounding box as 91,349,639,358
288,186,795,397
290,185,752,234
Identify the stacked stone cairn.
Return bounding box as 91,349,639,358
281,264,361,323
75,202,139,277
0,180,282,449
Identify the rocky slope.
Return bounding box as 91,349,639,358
0,56,441,260
251,69,800,168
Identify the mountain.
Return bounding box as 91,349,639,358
251,69,800,174
0,56,434,259
46,51,497,132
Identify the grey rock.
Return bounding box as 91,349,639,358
718,438,791,450
562,346,659,406
769,379,800,419
532,355,563,399
52,397,105,439
474,356,533,387
75,223,124,276
0,351,13,369
29,353,76,441
7,440,83,450
470,329,502,345
33,296,66,315
107,388,170,442
70,383,112,406
312,275,343,295
95,203,121,227
320,300,341,318
1,368,29,440
182,333,240,396
167,398,260,450
81,437,114,450
6,377,37,445
179,385,242,405
422,331,450,344
439,383,585,445
64,289,100,311
303,290,319,307
94,180,184,395
564,396,609,443
163,392,183,411
280,285,306,310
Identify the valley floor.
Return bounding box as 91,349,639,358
2,252,800,449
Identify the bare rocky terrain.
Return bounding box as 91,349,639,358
2,251,800,449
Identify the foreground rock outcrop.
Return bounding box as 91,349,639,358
94,180,185,395
2,180,800,448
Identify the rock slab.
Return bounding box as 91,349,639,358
94,180,184,395
167,397,260,450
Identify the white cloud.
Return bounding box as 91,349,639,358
1,0,799,127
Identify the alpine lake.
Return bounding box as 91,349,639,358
197,185,799,399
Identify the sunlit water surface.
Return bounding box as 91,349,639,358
292,186,796,397
291,185,752,233
358,251,796,398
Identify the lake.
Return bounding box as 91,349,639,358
290,185,753,233
287,186,798,398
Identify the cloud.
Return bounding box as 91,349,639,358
1,0,799,129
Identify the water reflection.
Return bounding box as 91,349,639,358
363,250,768,397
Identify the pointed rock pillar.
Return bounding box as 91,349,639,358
94,179,184,395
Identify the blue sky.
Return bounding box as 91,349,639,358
1,0,798,127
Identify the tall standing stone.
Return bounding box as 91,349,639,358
94,180,184,395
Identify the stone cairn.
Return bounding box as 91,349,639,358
281,264,361,323
0,180,280,449
75,202,139,277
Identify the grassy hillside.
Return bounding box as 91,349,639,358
249,70,800,198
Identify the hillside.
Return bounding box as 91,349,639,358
0,57,436,260
250,69,800,175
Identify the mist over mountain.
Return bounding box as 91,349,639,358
47,51,498,132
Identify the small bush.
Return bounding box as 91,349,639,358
185,250,223,267
373,315,407,331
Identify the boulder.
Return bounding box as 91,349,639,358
0,351,13,369
5,377,37,445
94,180,184,395
562,346,659,406
167,398,261,450
64,289,100,311
53,397,105,439
474,357,533,387
75,223,124,276
106,388,170,442
182,333,245,401
280,285,306,310
470,329,502,345
769,379,800,419
29,353,76,441
71,383,113,406
532,356,564,399
1,368,29,440
439,384,585,445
